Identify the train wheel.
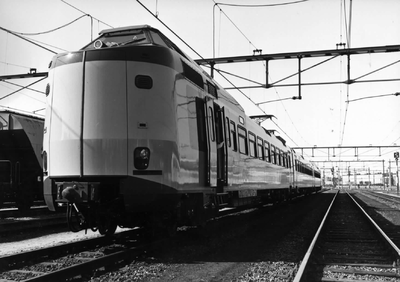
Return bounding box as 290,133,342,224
66,203,85,232
97,215,117,236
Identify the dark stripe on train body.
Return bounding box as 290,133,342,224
50,45,204,90
132,170,163,175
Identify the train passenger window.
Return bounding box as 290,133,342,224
225,117,231,148
257,137,264,160
264,141,271,162
207,81,218,98
182,62,204,89
237,126,248,155
287,155,291,169
282,153,286,167
271,145,276,164
277,149,282,166
248,132,256,158
230,121,237,151
208,107,215,141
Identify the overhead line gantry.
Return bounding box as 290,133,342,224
195,44,400,99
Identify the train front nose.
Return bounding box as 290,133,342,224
46,51,128,178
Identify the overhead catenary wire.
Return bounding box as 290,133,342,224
210,0,311,147
137,0,304,149
60,0,114,41
0,83,46,105
0,76,47,101
0,60,32,71
347,92,400,103
11,14,89,36
60,0,113,29
0,26,57,54
0,2,115,115
214,1,307,147
212,1,258,58
1,80,46,95
137,0,207,63
22,37,69,52
338,0,353,155
214,0,309,8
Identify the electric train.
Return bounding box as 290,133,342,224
43,25,321,235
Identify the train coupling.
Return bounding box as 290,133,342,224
56,182,100,203
62,185,84,203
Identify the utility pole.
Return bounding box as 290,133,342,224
348,166,351,189
395,152,399,194
354,168,357,189
368,168,371,189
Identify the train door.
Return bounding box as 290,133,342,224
288,151,294,195
214,104,226,190
291,152,298,194
197,97,227,190
220,106,230,187
205,97,218,187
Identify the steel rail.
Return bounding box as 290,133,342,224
22,244,148,282
293,190,400,282
0,229,138,270
347,192,400,257
292,190,339,282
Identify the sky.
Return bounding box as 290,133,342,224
0,0,399,176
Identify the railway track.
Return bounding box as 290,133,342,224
294,190,400,282
0,206,51,219
0,229,151,281
0,190,326,281
361,189,400,206
0,207,66,238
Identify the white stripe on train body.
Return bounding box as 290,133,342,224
43,25,321,234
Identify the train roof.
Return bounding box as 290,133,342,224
99,25,156,35
0,108,44,121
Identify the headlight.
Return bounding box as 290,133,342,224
134,147,150,170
